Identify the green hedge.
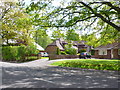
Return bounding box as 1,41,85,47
2,45,39,61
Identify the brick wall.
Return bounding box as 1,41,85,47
113,49,120,59
93,49,120,59
93,50,111,59
49,55,79,60
45,46,58,54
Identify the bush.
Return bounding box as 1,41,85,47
56,47,61,55
61,51,67,55
65,48,77,55
2,45,39,61
91,50,95,55
64,44,77,55
80,49,86,53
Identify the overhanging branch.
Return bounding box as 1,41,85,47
79,2,120,31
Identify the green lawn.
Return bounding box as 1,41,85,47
51,59,120,71
41,57,49,59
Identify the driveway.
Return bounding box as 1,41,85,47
0,58,119,88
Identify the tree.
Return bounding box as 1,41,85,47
41,1,119,31
1,1,34,45
52,29,65,40
38,1,119,45
25,1,120,46
33,28,52,49
66,29,80,41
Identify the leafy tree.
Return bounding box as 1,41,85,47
42,1,120,31
64,44,77,55
34,1,119,46
1,1,34,45
66,29,80,41
14,0,120,47
33,28,52,49
52,29,65,40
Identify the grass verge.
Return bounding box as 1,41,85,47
51,59,120,71
41,57,49,59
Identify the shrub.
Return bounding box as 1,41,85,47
64,44,77,55
65,47,77,55
56,47,61,55
61,51,67,55
80,49,86,53
2,46,19,61
2,45,39,61
91,50,95,55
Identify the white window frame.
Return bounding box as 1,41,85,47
118,49,120,55
99,49,107,55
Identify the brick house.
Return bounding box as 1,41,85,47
45,38,92,54
93,42,120,59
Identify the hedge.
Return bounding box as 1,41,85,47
2,45,39,61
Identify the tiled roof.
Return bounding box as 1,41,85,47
48,38,90,50
48,40,64,50
94,42,120,50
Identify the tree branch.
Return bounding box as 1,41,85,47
83,18,97,31
71,15,96,26
79,2,120,31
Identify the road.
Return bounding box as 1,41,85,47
0,58,119,88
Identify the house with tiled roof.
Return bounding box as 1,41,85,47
93,42,120,59
45,38,92,54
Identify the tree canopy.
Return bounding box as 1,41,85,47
1,1,35,45
1,0,120,47
37,1,120,47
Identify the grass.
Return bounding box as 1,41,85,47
41,57,49,59
51,59,120,71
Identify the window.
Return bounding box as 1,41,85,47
118,49,120,55
99,49,107,55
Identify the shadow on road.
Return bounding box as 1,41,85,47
2,65,119,88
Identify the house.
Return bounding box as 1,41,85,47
73,40,92,53
45,38,65,54
93,42,120,59
45,38,92,54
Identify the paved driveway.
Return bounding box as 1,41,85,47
0,59,119,88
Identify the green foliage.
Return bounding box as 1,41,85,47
2,46,19,61
52,30,65,40
56,47,61,55
80,49,86,53
66,29,80,41
1,2,34,46
51,59,120,71
91,50,95,55
65,48,77,55
33,29,52,49
60,51,67,55
64,45,77,55
2,45,38,61
26,1,120,47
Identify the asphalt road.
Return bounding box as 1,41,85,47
0,58,119,88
